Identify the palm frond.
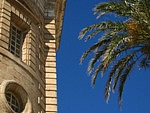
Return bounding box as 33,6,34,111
118,61,135,106
88,50,104,73
80,39,110,63
79,0,150,107
112,53,135,91
94,1,131,18
139,55,150,69
105,63,120,103
91,63,104,86
79,21,127,41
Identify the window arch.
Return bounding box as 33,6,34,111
0,80,32,113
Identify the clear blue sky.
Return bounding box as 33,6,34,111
57,0,150,113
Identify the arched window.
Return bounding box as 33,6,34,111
0,80,32,113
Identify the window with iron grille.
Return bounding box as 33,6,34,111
9,24,22,58
45,8,54,17
44,2,55,17
6,92,21,113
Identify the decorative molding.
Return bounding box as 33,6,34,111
55,0,66,51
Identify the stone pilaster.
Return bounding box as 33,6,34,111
0,0,11,49
44,18,57,113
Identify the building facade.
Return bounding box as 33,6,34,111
0,0,65,113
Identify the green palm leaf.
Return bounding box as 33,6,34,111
79,0,150,107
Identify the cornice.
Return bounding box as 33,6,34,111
55,0,66,51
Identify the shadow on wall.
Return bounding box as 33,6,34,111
44,1,56,63
44,17,56,65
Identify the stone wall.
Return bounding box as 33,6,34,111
0,48,38,112
0,0,66,112
0,0,46,112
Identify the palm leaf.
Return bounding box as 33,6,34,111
79,0,150,106
118,61,135,106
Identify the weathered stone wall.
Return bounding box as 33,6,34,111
0,0,65,112
0,48,39,112
0,0,46,112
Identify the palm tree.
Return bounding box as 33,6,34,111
79,0,150,106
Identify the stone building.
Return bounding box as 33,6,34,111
0,0,65,113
